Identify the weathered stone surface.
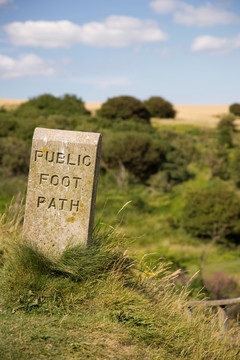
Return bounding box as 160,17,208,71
23,127,102,256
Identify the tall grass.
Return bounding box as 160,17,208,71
0,201,240,359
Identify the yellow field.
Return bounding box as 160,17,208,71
161,104,229,128
0,99,232,127
85,101,102,115
0,98,27,110
85,103,231,128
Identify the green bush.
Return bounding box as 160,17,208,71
0,137,30,176
97,96,151,123
217,128,233,148
204,271,240,319
229,103,240,116
163,148,193,184
217,114,236,148
144,96,176,118
229,146,240,187
181,185,240,242
217,113,236,131
208,148,230,180
102,128,194,185
204,271,239,300
102,131,165,182
15,94,90,117
153,131,194,185
0,114,18,137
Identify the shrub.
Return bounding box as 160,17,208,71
97,96,151,123
229,103,240,116
208,148,230,180
42,114,78,130
0,114,18,137
59,94,90,115
0,137,30,176
15,94,90,117
102,131,165,182
217,113,236,131
162,147,193,185
204,271,239,300
102,129,193,185
229,146,240,187
217,127,233,148
204,271,240,319
181,185,240,242
144,96,176,118
217,114,236,148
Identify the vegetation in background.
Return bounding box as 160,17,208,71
229,146,240,187
216,113,236,148
97,96,151,124
217,113,236,132
230,103,240,116
144,96,176,118
1,94,240,358
181,185,240,243
15,94,90,117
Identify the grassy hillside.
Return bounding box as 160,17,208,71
0,210,240,360
1,94,240,358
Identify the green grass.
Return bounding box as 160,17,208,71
95,171,240,280
1,213,240,360
152,121,204,134
1,118,240,358
1,312,168,360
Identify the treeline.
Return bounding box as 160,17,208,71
0,94,186,183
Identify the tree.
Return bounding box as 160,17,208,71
15,94,90,116
97,96,151,123
102,131,164,182
144,96,176,118
229,103,240,116
181,186,240,243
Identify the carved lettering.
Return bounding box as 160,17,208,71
39,173,81,189
70,200,80,212
37,196,45,207
83,155,91,166
46,151,54,162
40,173,49,184
57,152,65,163
59,198,67,210
62,176,70,187
35,150,43,161
34,150,91,167
36,196,81,212
73,176,81,188
67,153,76,165
48,198,56,209
51,175,59,186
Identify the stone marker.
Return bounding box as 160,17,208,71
23,127,102,256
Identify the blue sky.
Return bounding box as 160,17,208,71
0,0,239,104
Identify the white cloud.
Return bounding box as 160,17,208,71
4,16,168,48
79,76,131,89
0,53,55,78
150,0,240,26
0,0,12,5
150,0,179,14
191,34,240,53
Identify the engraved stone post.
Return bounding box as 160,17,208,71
23,127,102,256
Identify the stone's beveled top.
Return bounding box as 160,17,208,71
33,127,101,145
